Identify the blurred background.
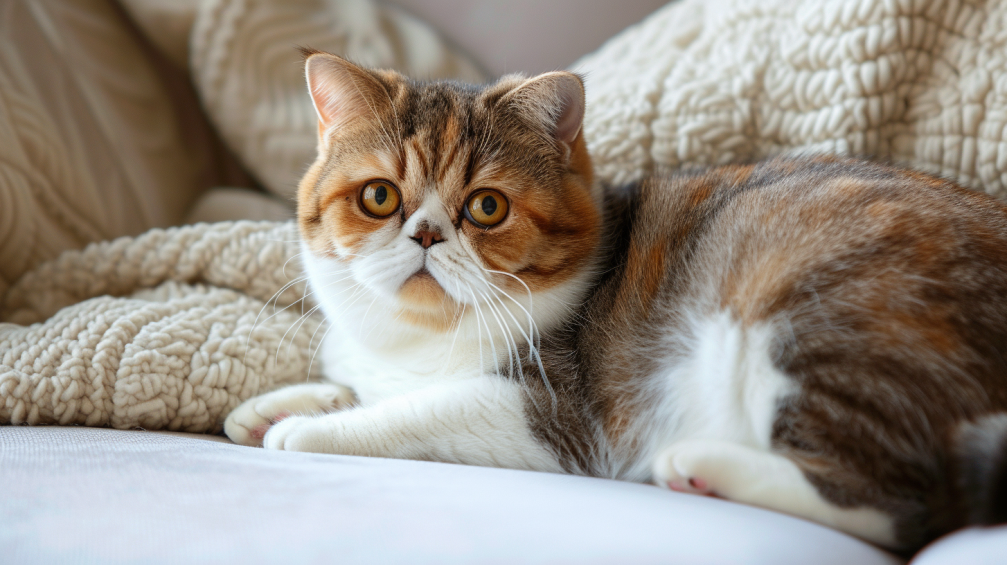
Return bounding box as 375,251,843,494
390,0,668,75
0,0,670,294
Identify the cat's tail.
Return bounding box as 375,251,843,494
957,414,1007,525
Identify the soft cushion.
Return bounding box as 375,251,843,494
1,426,902,564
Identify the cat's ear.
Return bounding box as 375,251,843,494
504,72,586,155
303,50,388,138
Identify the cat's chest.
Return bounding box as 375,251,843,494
317,323,484,405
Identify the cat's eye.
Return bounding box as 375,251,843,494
464,190,509,228
360,181,401,217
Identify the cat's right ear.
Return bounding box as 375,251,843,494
302,50,387,141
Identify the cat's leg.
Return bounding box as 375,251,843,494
652,440,897,546
262,375,565,473
224,383,356,446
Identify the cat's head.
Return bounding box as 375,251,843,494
297,51,601,334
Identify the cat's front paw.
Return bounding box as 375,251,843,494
652,440,735,497
262,415,335,453
224,383,354,446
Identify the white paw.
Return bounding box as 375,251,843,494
224,383,355,446
262,414,334,452
652,440,740,498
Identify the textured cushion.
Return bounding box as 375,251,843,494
0,0,213,297
574,0,1007,198
1,427,901,564
189,0,488,199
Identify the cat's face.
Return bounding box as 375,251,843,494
297,51,601,332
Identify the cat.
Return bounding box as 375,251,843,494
224,49,1007,551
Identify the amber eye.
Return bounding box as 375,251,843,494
464,190,509,227
360,181,401,217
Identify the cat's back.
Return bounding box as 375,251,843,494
563,154,1007,463
548,156,1007,544
656,156,1007,398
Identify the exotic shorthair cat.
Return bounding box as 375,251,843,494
225,49,1007,550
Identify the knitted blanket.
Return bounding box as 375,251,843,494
6,0,1007,431
0,222,313,432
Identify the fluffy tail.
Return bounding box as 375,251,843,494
957,414,1007,524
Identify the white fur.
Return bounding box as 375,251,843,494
605,312,795,481
265,376,564,472
225,383,355,446
652,440,897,546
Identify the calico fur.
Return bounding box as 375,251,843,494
224,51,1007,552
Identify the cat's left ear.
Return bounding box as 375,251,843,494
302,50,391,143
505,72,586,159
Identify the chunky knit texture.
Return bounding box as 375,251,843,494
576,0,1007,197
0,222,319,432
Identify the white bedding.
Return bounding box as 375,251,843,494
2,426,903,564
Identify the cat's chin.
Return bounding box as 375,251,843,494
398,268,444,306
395,269,462,331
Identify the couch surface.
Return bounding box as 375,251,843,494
2,426,903,564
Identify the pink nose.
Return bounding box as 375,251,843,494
411,230,444,249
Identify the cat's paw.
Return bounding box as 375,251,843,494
224,383,354,447
652,440,743,498
262,414,334,453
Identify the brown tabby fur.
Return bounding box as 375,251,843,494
523,158,1007,549
297,51,1007,551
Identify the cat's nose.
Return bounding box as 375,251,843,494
411,229,444,249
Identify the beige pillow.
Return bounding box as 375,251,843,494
574,0,1007,199
189,0,488,200
0,0,214,297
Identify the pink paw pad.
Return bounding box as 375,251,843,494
250,412,291,440
250,423,271,440
667,479,689,492
688,477,708,491
666,477,716,496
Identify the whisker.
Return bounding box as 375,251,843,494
305,282,367,381
276,302,323,364
244,274,310,365
275,278,359,364
480,272,557,415
305,320,335,383
441,302,467,371
477,288,518,380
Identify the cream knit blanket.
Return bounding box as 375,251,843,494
0,222,313,432
6,0,1007,431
